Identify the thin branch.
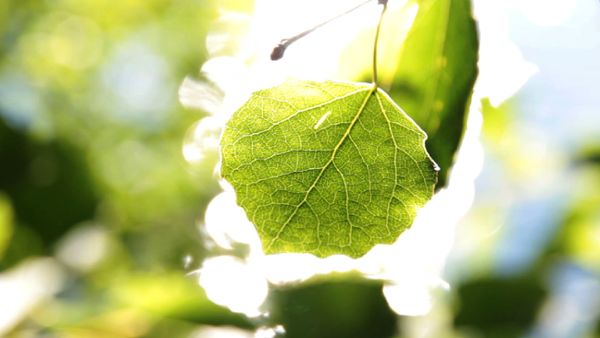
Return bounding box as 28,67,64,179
271,0,375,61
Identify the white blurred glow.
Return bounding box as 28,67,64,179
258,253,354,285
201,56,250,101
190,326,253,338
183,256,195,271
383,282,432,316
257,253,322,284
206,11,252,57
509,0,578,27
255,325,285,338
473,0,538,107
183,116,223,165
198,256,268,317
0,258,65,336
203,191,261,251
56,224,109,272
179,77,224,114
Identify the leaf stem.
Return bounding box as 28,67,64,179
271,0,374,61
372,0,388,86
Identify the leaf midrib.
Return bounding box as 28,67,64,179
266,85,377,252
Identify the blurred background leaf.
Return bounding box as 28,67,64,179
268,273,397,338
387,0,478,188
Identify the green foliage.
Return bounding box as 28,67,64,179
454,277,547,338
0,194,12,259
546,152,600,272
110,273,253,328
268,273,396,338
0,0,223,335
388,0,478,187
221,81,437,257
0,120,99,245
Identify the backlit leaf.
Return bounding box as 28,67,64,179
221,81,437,258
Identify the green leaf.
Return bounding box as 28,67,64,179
387,0,479,188
221,81,437,258
0,193,13,260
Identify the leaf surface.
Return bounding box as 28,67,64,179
387,0,478,187
221,81,437,258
